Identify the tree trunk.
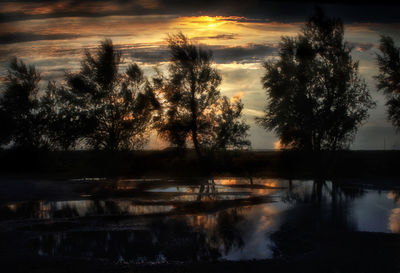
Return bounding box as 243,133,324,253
192,129,202,160
189,72,202,160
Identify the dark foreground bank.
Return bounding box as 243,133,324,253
2,225,400,273
2,234,400,273
0,150,399,180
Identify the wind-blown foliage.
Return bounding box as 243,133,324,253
376,35,400,131
0,57,44,149
56,39,159,151
155,33,250,157
257,8,375,151
214,96,250,150
38,81,89,150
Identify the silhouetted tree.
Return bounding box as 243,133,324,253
60,39,158,151
38,81,87,150
156,33,250,158
0,57,44,149
376,35,400,131
257,8,375,151
214,96,250,149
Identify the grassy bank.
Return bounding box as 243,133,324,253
0,150,398,180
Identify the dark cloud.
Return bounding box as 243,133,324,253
0,31,135,45
210,44,278,63
0,33,83,44
349,42,375,52
1,41,276,65
128,47,169,64
0,1,399,23
124,43,277,64
193,34,238,40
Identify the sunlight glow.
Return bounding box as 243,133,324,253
0,5,397,149
274,140,282,150
230,92,244,103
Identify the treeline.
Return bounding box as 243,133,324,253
0,8,399,157
0,33,250,160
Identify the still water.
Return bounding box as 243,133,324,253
1,178,399,263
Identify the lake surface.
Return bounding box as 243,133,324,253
1,178,399,263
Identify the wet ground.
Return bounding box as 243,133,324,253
0,177,400,272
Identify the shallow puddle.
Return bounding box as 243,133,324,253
1,178,399,263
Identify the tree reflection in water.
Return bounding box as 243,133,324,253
1,178,399,263
271,180,365,258
197,179,217,201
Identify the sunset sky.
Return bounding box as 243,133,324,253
1,0,399,150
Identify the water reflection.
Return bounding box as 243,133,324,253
213,178,284,188
387,192,400,233
34,220,221,262
1,200,173,220
1,178,399,263
389,208,400,233
146,179,283,201
113,178,163,190
387,191,400,204
31,204,283,262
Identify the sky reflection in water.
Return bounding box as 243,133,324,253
1,178,399,262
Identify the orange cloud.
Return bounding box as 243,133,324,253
230,92,245,103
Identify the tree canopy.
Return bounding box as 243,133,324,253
57,39,159,151
155,33,250,158
0,57,44,149
257,8,375,151
0,37,249,153
376,35,400,131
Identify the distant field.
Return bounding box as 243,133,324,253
0,150,399,180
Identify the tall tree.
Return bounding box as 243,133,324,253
376,35,400,131
0,57,44,149
60,39,158,151
156,33,250,158
38,81,88,150
257,8,375,151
